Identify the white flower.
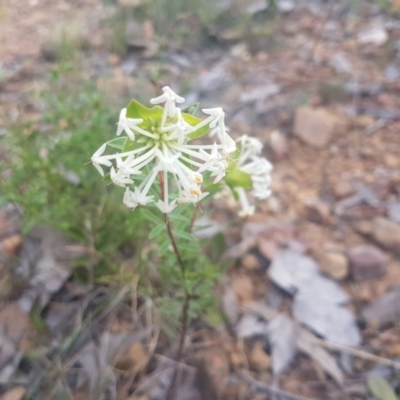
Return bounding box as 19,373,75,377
116,108,143,140
91,87,236,213
156,199,177,214
91,143,112,176
110,166,134,187
233,135,273,217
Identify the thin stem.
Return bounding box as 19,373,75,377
189,204,200,233
165,214,185,274
164,213,191,400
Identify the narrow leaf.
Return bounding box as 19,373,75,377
141,208,164,225
107,137,127,150
182,102,199,115
173,230,197,242
149,224,166,239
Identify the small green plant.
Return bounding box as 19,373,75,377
90,86,273,398
0,67,147,281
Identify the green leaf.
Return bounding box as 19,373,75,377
122,137,146,153
159,240,171,256
126,99,164,127
182,102,199,115
168,213,188,223
367,377,398,400
225,168,253,190
184,113,210,140
173,229,197,242
140,208,164,225
149,224,166,239
107,137,127,150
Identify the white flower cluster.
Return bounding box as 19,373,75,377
91,86,236,214
234,135,273,217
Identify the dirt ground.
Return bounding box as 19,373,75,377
1,0,400,399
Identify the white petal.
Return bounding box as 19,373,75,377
93,162,105,176
93,143,107,157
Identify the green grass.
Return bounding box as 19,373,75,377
0,62,146,281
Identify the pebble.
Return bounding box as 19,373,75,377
387,202,400,224
248,341,271,372
332,181,354,199
358,26,388,46
114,342,147,374
303,198,331,224
348,245,388,282
1,234,22,256
319,251,348,280
269,130,288,159
294,107,340,148
372,218,400,253
242,253,261,271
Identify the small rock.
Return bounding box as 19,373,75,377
387,202,400,224
114,342,147,375
372,218,400,253
318,251,348,280
1,234,22,256
242,253,261,271
332,181,354,199
276,0,295,12
41,42,58,62
385,64,400,83
348,245,388,282
384,154,399,168
294,107,340,148
304,198,331,224
354,220,373,236
1,387,26,400
248,341,271,372
354,115,375,129
269,130,288,159
330,52,352,74
358,26,388,46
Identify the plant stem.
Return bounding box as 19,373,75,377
164,214,191,400
165,214,185,274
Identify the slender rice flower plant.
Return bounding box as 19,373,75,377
89,87,272,400
91,86,236,214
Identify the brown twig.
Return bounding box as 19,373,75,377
315,338,400,371
239,370,316,400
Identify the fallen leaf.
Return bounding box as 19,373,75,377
269,249,360,347
293,287,360,347
267,313,296,374
1,387,26,400
367,377,398,400
296,328,344,384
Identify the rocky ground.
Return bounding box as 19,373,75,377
1,0,400,399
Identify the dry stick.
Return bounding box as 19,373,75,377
164,213,191,400
314,338,400,371
239,370,316,400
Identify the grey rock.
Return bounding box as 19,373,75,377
387,202,400,224
372,218,400,253
348,245,388,282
